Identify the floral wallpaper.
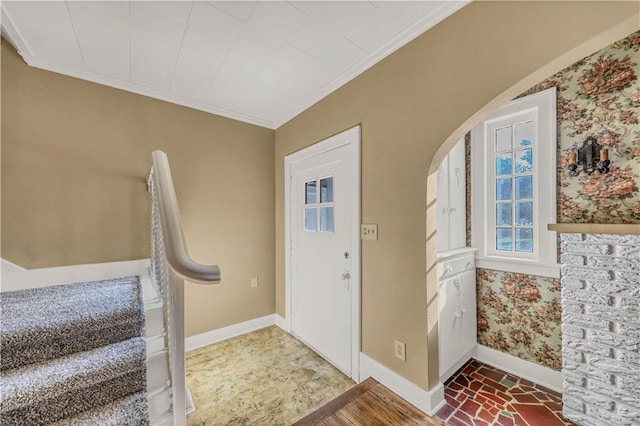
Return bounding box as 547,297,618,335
471,31,639,371
476,269,562,370
520,31,640,223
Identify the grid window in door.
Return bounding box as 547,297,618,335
494,121,534,253
304,177,335,232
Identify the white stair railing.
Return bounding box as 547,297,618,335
147,150,221,425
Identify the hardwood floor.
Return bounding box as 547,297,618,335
293,378,445,426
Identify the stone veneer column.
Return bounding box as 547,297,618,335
560,233,640,425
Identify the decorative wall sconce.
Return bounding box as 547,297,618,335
567,136,610,176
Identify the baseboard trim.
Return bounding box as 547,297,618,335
185,314,275,352
359,352,445,415
1,258,150,292
274,314,288,331
474,344,562,393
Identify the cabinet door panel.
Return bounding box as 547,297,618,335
437,158,450,252
448,139,466,249
459,270,477,355
438,278,461,376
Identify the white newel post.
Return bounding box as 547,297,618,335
559,233,640,425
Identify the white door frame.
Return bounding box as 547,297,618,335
283,125,361,380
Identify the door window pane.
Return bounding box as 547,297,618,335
515,176,533,199
514,121,534,147
515,149,533,173
515,202,533,226
319,207,334,232
496,228,512,251
496,178,512,200
304,208,317,231
305,181,317,204
496,153,512,176
496,203,512,226
515,228,533,252
496,126,512,152
320,177,333,203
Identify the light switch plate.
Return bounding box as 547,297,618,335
361,224,378,240
250,277,259,288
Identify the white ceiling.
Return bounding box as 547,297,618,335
1,1,467,129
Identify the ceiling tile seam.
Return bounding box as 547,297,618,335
64,1,87,68
285,2,311,17
342,36,369,54
201,1,258,102
130,3,188,27
285,41,312,58
168,1,195,92
204,2,246,24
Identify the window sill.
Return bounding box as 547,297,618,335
475,256,560,279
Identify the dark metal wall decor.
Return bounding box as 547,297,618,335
567,136,610,176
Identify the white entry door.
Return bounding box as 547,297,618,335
287,127,360,377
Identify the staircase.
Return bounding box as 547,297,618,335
0,276,149,424
0,150,221,425
0,271,185,425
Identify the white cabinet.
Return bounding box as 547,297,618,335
437,248,477,381
437,139,476,381
437,138,466,252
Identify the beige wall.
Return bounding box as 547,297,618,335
1,40,276,336
275,2,639,390
2,0,638,393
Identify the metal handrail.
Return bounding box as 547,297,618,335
148,150,221,284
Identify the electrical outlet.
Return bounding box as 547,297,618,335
394,340,406,361
250,277,259,288
361,224,378,240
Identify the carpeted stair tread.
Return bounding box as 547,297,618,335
0,277,145,371
51,391,149,426
0,337,146,414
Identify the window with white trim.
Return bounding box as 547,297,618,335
471,88,559,278
304,176,335,233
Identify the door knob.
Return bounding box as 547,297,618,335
341,271,351,280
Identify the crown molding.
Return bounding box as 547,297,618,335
271,1,470,128
1,1,469,130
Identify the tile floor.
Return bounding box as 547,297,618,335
185,326,355,425
436,359,574,426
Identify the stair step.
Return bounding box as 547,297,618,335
141,273,159,304
142,273,165,338
0,276,145,371
148,386,173,421
0,337,146,425
50,391,148,426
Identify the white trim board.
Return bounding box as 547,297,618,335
474,344,562,393
359,352,445,416
471,87,558,279
284,125,362,380
1,258,150,292
275,314,288,331
185,314,275,352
